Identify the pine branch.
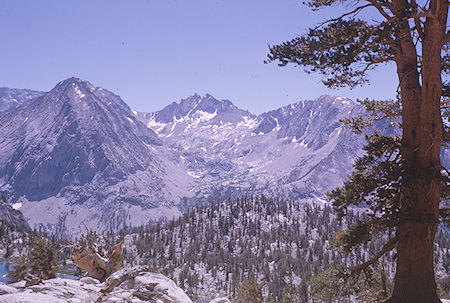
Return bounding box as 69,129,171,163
349,235,398,274
411,0,425,40
314,4,372,29
366,0,393,20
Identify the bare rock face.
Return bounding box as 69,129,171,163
0,193,29,231
0,87,43,113
71,240,123,281
0,78,161,204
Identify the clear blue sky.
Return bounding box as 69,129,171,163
0,0,398,114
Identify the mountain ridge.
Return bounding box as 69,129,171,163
0,78,404,236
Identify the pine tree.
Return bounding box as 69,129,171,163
6,236,58,283
280,278,301,303
234,278,265,303
267,0,448,301
29,236,58,280
6,256,29,283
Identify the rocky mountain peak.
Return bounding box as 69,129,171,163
55,76,93,88
0,79,184,235
152,93,240,124
49,77,93,101
196,94,237,113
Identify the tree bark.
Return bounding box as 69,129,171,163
388,0,447,302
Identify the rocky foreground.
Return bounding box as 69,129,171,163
0,267,231,303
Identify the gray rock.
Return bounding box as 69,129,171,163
0,270,193,303
0,284,19,295
0,78,190,237
99,266,192,303
0,193,29,231
79,277,100,285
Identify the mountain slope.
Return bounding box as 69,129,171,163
0,78,194,236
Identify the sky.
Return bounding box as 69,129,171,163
0,0,398,114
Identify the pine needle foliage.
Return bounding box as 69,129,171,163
29,236,58,280
328,131,402,251
328,98,450,251
234,278,265,303
6,235,58,283
6,256,29,283
309,264,391,303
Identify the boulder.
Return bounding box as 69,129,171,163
24,274,41,287
79,277,100,285
0,284,18,295
99,266,193,303
0,278,95,303
209,298,231,303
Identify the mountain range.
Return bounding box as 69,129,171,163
0,78,403,236
136,93,367,203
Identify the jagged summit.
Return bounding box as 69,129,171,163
50,77,96,104
146,93,242,125
134,94,367,203
0,78,158,201
43,77,131,113
54,76,92,87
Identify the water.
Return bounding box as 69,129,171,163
0,262,10,283
56,274,76,280
0,261,77,283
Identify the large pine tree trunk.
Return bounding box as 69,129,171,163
390,222,440,302
388,1,447,301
